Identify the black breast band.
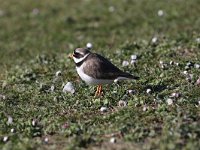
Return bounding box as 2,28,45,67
75,60,84,67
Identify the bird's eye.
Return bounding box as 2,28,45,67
74,52,79,55
73,51,83,58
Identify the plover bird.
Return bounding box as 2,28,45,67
70,48,139,97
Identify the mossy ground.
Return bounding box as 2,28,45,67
0,0,200,149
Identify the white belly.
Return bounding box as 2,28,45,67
76,67,113,85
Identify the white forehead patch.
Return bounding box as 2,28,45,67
73,53,89,64
75,49,85,56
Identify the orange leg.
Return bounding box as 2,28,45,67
94,85,103,97
95,85,100,97
98,85,103,96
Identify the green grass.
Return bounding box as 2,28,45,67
0,0,200,149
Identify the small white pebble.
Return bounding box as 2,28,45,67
108,6,115,12
160,64,166,69
171,93,176,97
159,61,163,65
196,38,200,43
122,60,129,67
167,98,173,105
10,128,15,133
3,136,8,142
55,70,62,76
194,64,200,69
32,120,36,126
110,137,116,143
198,100,200,105
152,37,158,43
157,10,164,16
128,90,135,94
183,71,188,75
86,42,93,49
63,82,75,94
44,137,49,143
175,62,179,66
50,85,55,92
131,54,137,60
146,89,152,94
118,100,127,107
170,92,180,98
7,116,13,125
100,106,107,112
143,105,148,111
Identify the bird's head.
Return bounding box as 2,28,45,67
69,48,91,64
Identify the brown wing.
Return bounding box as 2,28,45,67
83,53,137,80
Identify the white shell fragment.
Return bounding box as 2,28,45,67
10,128,15,133
128,90,135,94
146,89,152,94
63,82,75,94
3,136,8,142
122,60,129,67
100,106,107,112
86,43,93,49
166,98,173,105
151,37,158,43
131,54,137,60
7,116,13,125
32,120,37,126
186,74,193,82
55,70,62,76
110,137,116,143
